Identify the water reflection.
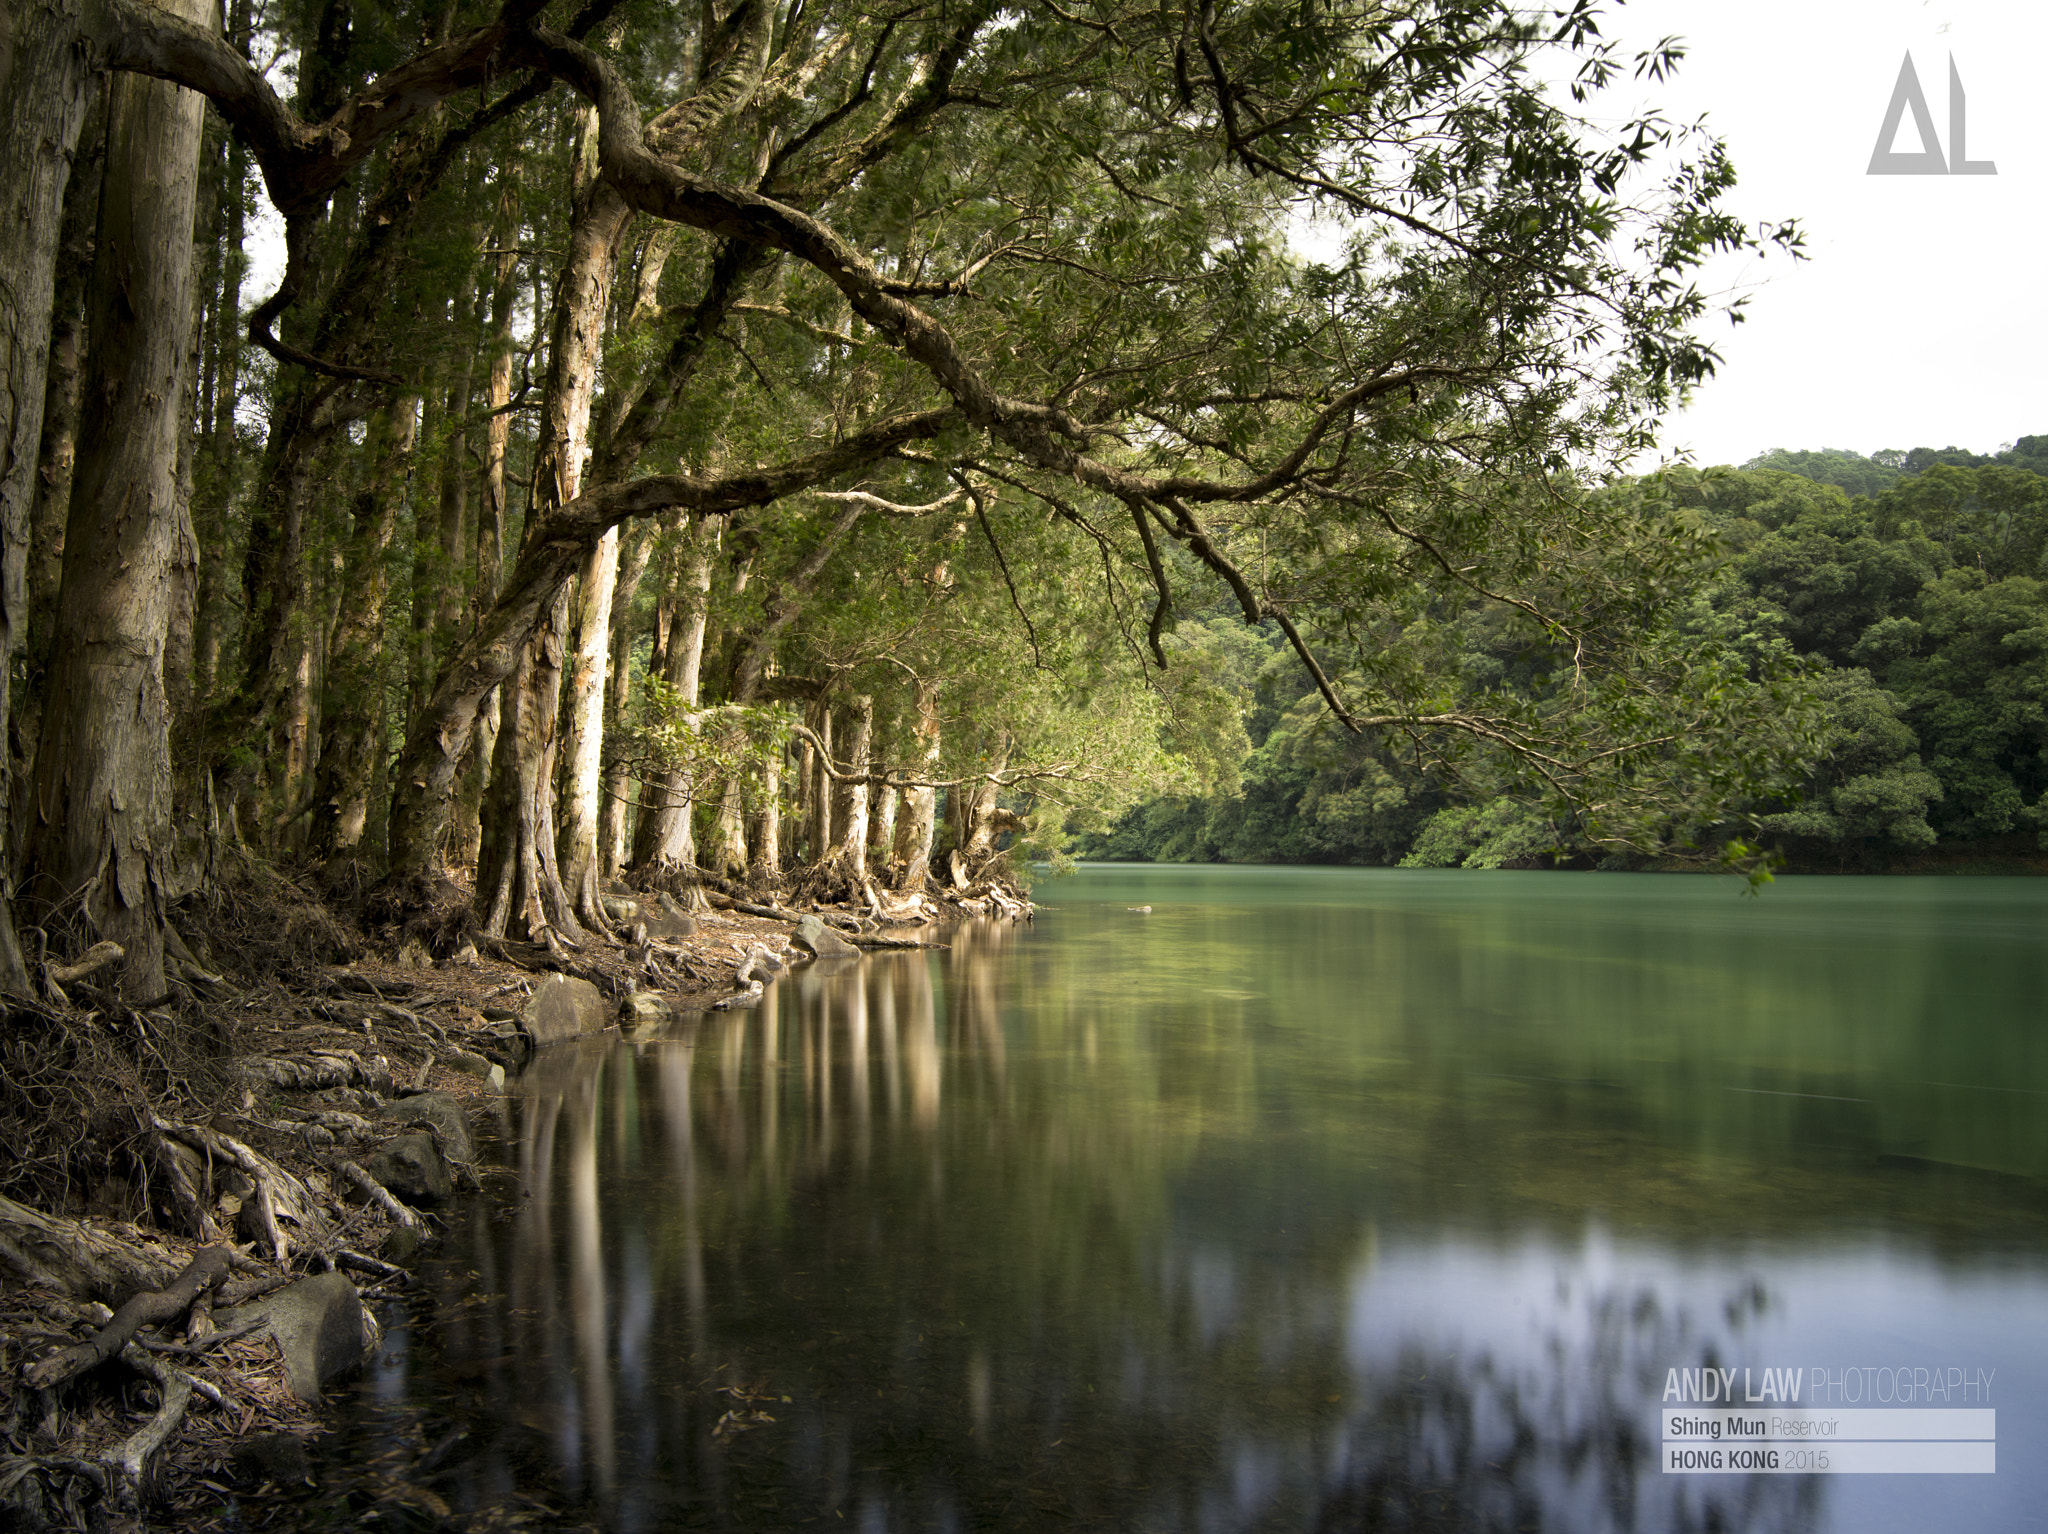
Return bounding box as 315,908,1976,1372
377,876,2048,1533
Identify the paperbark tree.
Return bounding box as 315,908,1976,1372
21,0,213,998
474,98,631,943
889,679,942,892
1,0,1819,939
631,522,712,876
556,526,621,917
0,0,109,995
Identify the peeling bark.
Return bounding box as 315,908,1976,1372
889,679,941,891
23,0,213,998
473,110,631,941
632,522,711,875
556,525,620,919
599,522,657,877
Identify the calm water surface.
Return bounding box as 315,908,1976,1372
341,868,2048,1532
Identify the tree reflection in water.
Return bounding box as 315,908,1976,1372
388,927,1818,1533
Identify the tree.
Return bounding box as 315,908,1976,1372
1,0,1818,959
20,0,214,999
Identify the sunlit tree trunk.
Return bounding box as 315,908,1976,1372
871,769,898,858
22,0,212,997
475,112,631,941
827,693,873,871
556,526,620,919
600,524,657,877
948,734,1014,883
889,680,941,892
632,522,711,877
808,705,833,869
709,780,749,880
751,744,782,875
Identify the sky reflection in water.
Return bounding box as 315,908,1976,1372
358,869,2048,1532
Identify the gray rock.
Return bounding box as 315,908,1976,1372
366,1133,453,1206
376,1090,474,1162
521,974,611,1047
793,914,858,960
643,893,697,941
443,1048,497,1080
219,1272,367,1402
620,990,667,1027
712,979,765,1010
602,895,641,923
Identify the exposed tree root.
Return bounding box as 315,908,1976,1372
20,1246,231,1391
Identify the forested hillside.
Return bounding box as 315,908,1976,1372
1082,441,2048,870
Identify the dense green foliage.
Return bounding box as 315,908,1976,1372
1082,440,2048,869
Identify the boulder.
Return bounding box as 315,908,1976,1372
376,1090,474,1162
366,1133,453,1206
220,1271,368,1402
792,914,858,960
443,1048,497,1082
620,990,667,1028
642,893,697,941
521,975,611,1047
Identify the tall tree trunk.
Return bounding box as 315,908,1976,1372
413,284,478,726
556,526,619,920
310,400,418,860
191,1,250,704
808,705,833,869
474,121,631,939
871,769,898,858
0,0,107,995
708,777,749,880
632,522,711,875
827,693,873,870
751,742,781,875
163,182,209,734
599,523,657,877
22,0,212,998
23,86,104,706
889,679,941,892
386,234,780,891
948,736,1013,884
455,190,522,870
477,584,577,940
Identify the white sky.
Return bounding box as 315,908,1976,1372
1580,0,2047,468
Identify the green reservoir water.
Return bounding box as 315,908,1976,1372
343,868,2048,1531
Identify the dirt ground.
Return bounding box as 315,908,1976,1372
0,870,983,1532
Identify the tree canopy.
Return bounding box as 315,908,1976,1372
0,0,1823,991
